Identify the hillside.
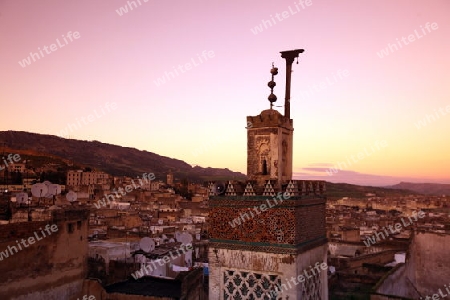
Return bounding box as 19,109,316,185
387,182,450,196
0,131,434,196
326,182,420,199
0,131,246,183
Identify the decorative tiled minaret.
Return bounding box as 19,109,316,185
208,49,328,300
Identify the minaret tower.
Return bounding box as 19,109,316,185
247,49,303,190
208,49,328,300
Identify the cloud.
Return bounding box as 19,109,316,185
306,163,334,167
294,172,313,176
294,163,447,186
301,167,330,173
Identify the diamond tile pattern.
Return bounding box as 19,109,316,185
223,270,282,300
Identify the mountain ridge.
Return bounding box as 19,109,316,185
0,130,246,182
0,131,445,196
387,181,450,196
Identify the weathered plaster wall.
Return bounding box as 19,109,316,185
12,280,84,300
0,209,89,300
209,245,328,299
373,232,450,299
407,232,450,296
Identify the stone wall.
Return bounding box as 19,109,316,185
12,281,85,300
208,244,328,299
0,208,89,300
180,268,208,300
372,264,419,299
209,196,326,251
406,232,450,296
246,109,294,186
329,250,396,270
247,128,278,183
106,294,174,300
0,220,49,240
372,232,450,299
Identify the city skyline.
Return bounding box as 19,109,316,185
1,0,449,185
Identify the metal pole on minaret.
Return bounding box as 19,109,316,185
280,49,304,119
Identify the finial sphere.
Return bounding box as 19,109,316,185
268,93,277,103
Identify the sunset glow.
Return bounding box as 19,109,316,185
1,0,449,185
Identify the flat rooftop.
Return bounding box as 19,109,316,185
105,276,181,298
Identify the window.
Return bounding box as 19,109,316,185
262,159,268,175
67,223,74,233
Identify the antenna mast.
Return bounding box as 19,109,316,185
280,49,304,119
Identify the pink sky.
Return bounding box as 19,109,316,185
1,0,449,185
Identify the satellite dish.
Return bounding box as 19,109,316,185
66,191,77,202
139,237,155,253
45,183,56,198
168,238,175,243
31,183,48,198
42,181,53,198
94,230,99,235
180,232,193,245
16,192,28,204
175,231,182,242
161,234,168,240
47,184,60,196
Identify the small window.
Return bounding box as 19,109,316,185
67,223,74,233
262,160,268,175
77,221,82,230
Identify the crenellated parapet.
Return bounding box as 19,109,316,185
207,180,326,198
247,109,293,130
